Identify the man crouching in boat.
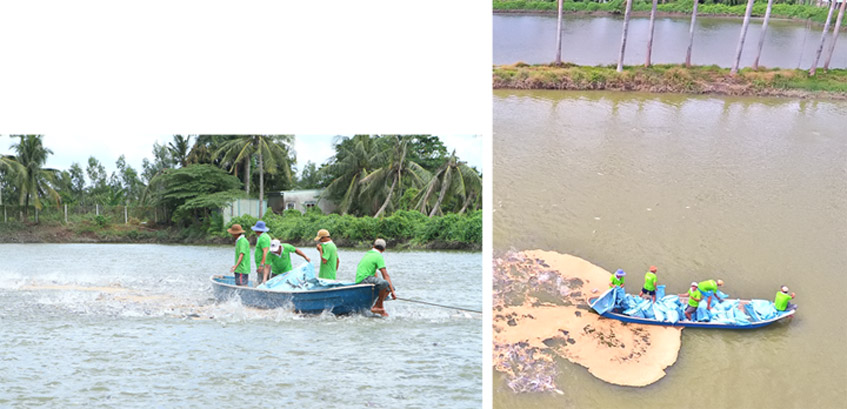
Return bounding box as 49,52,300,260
266,239,311,281
775,286,797,312
355,238,396,317
698,279,725,310
228,224,250,286
680,282,702,321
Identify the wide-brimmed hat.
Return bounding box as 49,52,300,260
615,269,626,277
270,239,282,253
227,224,245,235
314,229,330,241
251,220,269,232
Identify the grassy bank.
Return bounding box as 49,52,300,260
0,209,483,250
494,63,847,98
493,0,835,24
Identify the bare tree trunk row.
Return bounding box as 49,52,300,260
752,0,776,70
731,0,756,75
810,0,838,76
824,0,847,70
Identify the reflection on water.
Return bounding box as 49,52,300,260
494,90,846,409
494,14,847,69
0,244,482,408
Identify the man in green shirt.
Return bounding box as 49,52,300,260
609,269,626,288
315,229,339,280
355,238,396,317
680,282,702,321
227,224,250,286
640,266,658,303
774,285,797,312
266,239,310,280
252,220,271,286
697,279,725,309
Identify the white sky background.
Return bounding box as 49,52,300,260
0,134,483,178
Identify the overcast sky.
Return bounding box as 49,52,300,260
1,135,482,179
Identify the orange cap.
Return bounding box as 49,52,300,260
649,266,657,273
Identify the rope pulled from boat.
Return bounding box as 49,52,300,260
394,297,482,314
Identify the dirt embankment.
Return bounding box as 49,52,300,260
493,250,682,392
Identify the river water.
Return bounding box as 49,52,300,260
494,90,846,408
0,244,482,408
494,13,847,69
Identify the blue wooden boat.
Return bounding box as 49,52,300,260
210,275,378,315
588,296,795,329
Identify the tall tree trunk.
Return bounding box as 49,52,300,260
810,0,838,76
429,169,453,218
374,173,398,218
258,149,264,217
752,0,775,70
458,192,475,215
244,156,251,196
555,0,564,64
824,0,847,70
617,0,634,72
646,0,659,67
731,0,756,75
686,0,700,67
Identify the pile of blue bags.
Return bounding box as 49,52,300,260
257,263,352,292
593,285,781,326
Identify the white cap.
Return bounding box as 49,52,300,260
690,282,698,287
781,285,789,293
269,239,281,253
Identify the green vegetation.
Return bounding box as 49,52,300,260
225,209,482,249
493,0,835,24
494,63,847,97
0,134,482,248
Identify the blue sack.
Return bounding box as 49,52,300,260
591,288,617,315
656,284,666,299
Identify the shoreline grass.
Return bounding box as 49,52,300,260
493,63,847,99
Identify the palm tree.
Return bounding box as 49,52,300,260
731,0,756,75
810,0,838,76
415,151,482,217
824,0,847,71
617,0,634,73
323,135,380,215
685,0,700,67
0,153,24,208
8,135,60,219
752,0,776,70
215,135,293,216
168,135,192,168
645,0,659,67
555,0,564,65
359,136,430,218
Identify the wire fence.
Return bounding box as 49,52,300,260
0,204,167,225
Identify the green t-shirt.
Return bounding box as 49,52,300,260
688,288,702,307
254,232,271,266
355,249,386,284
610,275,624,287
318,241,338,280
698,280,718,293
234,235,250,274
774,291,793,311
643,272,657,291
268,243,297,275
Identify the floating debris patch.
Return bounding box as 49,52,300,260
493,250,682,390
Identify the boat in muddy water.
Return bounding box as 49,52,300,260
589,290,795,329
210,275,377,315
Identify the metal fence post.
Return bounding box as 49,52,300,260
35,208,38,223
96,204,99,216
3,206,5,223
125,206,128,224
64,204,68,224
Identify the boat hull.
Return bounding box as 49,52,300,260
588,297,795,329
211,275,378,315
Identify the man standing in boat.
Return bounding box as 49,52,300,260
228,224,250,286
698,279,724,309
315,229,339,280
355,238,396,317
774,286,797,312
266,239,311,281
680,282,702,321
640,266,658,303
252,221,271,286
